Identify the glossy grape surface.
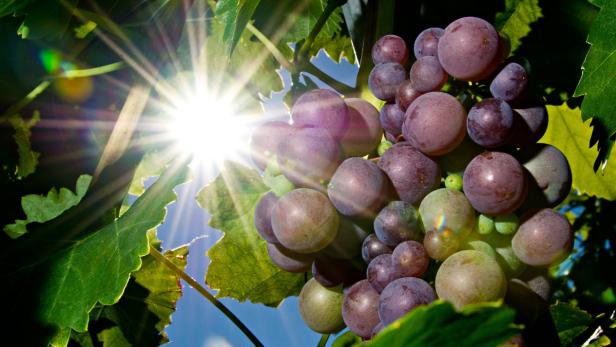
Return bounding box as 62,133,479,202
423,229,460,261
291,88,349,139
374,201,422,246
368,62,406,101
380,103,406,138
391,240,429,278
367,254,395,293
419,188,475,238
378,277,436,325
340,98,383,157
361,234,393,263
467,98,515,148
414,27,444,59
410,56,448,93
372,34,409,65
342,280,381,338
395,80,422,112
250,121,294,170
299,278,345,333
254,192,280,243
490,63,528,102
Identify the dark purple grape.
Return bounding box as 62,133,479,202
378,277,436,325
410,56,448,93
413,27,444,59
467,98,515,148
271,188,339,253
385,132,397,143
254,192,279,243
362,234,393,263
277,127,341,189
371,322,384,338
267,243,315,273
380,103,406,137
402,92,467,156
508,106,548,148
340,98,383,157
437,137,483,175
512,209,573,267
463,152,528,216
291,89,350,139
374,201,422,246
423,229,460,261
378,142,441,204
299,278,345,333
313,255,365,288
395,80,422,112
250,121,293,170
437,17,500,81
372,34,409,65
367,254,395,293
490,63,528,102
342,280,381,338
520,144,571,207
328,157,394,218
368,63,406,102
323,218,369,260
391,241,429,278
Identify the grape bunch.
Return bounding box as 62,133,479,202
250,16,573,343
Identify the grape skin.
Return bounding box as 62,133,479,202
362,234,393,263
250,121,294,170
467,98,515,148
299,278,345,334
391,240,429,278
267,243,315,273
520,144,572,207
342,280,381,338
254,192,280,243
410,56,448,93
368,62,407,101
312,255,365,288
372,34,409,65
490,63,528,102
291,88,349,139
413,27,444,59
508,106,548,148
419,188,475,238
367,254,395,293
323,218,369,260
423,229,460,261
374,201,422,246
395,80,422,112
340,98,384,157
378,277,436,325
380,103,406,138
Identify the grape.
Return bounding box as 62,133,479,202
495,214,519,235
340,98,384,157
378,277,436,325
254,192,280,243
445,173,463,191
291,88,349,139
362,234,393,263
437,137,483,175
410,56,448,93
463,152,528,216
423,229,460,261
374,201,422,246
395,80,422,112
467,98,515,148
342,280,381,338
463,239,497,259
437,17,500,81
368,63,406,101
385,132,397,143
371,322,384,338
380,103,406,137
418,188,475,238
267,243,315,273
271,188,339,253
250,121,294,170
402,92,467,156
413,27,444,59
277,127,342,189
490,63,528,102
520,144,572,207
494,245,526,277
372,34,409,65
477,214,496,235
323,218,369,260
313,255,365,288
511,209,573,267
508,106,548,148
378,142,441,204
519,267,551,301
367,254,395,293
328,157,393,218
391,240,429,278
299,278,345,334
435,250,507,309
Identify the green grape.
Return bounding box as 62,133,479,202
477,214,496,235
419,188,475,238
378,139,393,156
299,278,345,333
495,214,519,235
423,229,460,261
445,173,463,191
464,239,496,258
495,246,526,277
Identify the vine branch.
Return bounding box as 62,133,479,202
303,63,355,95
317,333,330,347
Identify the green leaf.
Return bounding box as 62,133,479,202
549,302,592,346
97,327,131,347
495,0,543,52
37,163,189,346
128,151,170,196
0,0,31,17
540,104,616,200
366,301,518,347
8,112,40,178
4,174,92,238
313,33,356,64
16,0,79,40
331,330,362,347
574,0,616,154
196,161,304,306
215,0,262,53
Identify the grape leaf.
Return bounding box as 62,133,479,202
366,301,518,347
215,0,262,53
549,303,592,346
574,0,616,155
128,151,169,196
15,0,79,40
196,161,304,307
7,111,40,179
4,174,92,239
495,0,543,52
541,104,616,200
313,33,356,64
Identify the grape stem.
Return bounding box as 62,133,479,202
317,334,330,347
302,63,355,95
149,246,265,347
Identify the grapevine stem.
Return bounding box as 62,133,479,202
149,246,265,347
303,63,355,95
317,334,330,347
246,22,293,71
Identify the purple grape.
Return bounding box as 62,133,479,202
410,56,448,93
413,27,444,59
520,144,571,207
277,127,341,189
299,278,345,333
250,121,294,170
402,92,467,156
380,103,406,137
395,80,422,112
372,34,409,65
378,142,441,204
391,240,429,278
508,106,548,148
254,192,280,243
368,63,406,101
323,218,369,260
340,98,383,157
328,158,394,218
374,201,422,246
378,277,436,325
342,280,381,338
362,234,393,263
271,188,339,253
267,243,315,273
467,98,515,148
512,209,573,267
437,17,500,81
291,89,350,139
371,322,384,338
490,63,528,102
423,229,460,261
367,254,395,293
313,255,365,288
385,132,398,143
463,152,528,216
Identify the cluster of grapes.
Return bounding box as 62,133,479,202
250,16,573,343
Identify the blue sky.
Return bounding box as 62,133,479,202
158,51,359,347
